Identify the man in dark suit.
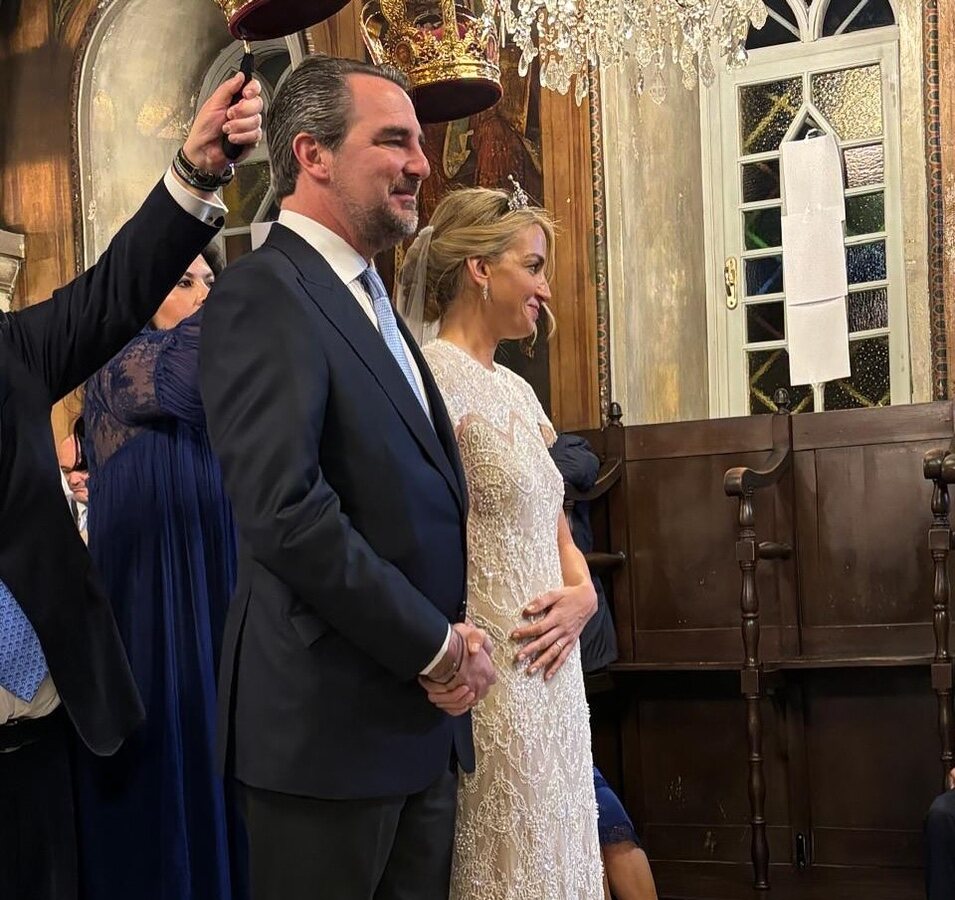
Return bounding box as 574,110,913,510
199,55,495,900
0,73,263,900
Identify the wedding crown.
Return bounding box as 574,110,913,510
360,0,502,124
210,0,347,40
506,175,530,211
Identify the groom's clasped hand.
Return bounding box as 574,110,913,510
419,621,496,716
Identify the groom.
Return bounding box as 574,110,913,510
200,56,495,899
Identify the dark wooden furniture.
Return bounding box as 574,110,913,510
581,401,955,900
723,405,793,890
923,439,955,787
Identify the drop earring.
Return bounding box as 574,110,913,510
481,283,489,302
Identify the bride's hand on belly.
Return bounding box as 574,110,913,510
510,581,597,680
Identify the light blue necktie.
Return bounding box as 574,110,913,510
0,578,47,702
360,267,430,418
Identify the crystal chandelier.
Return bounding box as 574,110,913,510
497,0,768,105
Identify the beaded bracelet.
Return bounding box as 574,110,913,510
172,146,235,192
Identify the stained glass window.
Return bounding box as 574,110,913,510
845,192,885,237
745,255,784,296
742,160,781,202
846,240,887,284
822,336,891,408
744,207,782,250
847,288,889,333
727,2,902,416
843,144,884,188
811,65,883,141
748,348,814,413
739,78,803,155
746,301,786,343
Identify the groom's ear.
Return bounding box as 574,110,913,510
292,133,332,183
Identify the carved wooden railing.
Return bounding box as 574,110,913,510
723,396,793,891
564,455,625,575
563,401,626,577
923,442,955,789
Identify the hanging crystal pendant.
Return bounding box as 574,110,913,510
489,0,769,104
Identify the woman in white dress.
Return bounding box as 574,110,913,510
401,185,604,899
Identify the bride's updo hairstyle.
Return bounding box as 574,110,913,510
400,187,557,338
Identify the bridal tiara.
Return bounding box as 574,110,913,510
506,175,530,212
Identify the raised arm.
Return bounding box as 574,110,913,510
0,74,262,402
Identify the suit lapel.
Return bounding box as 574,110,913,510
267,226,465,512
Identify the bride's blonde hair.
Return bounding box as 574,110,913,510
399,187,557,340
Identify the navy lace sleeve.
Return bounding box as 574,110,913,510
85,309,205,469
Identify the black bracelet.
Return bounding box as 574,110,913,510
173,146,235,192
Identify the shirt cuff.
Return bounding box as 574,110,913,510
420,625,453,676
163,167,228,228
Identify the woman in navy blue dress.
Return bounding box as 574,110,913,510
77,247,245,900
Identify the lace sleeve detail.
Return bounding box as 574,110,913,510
506,367,556,447
84,312,203,469
422,342,467,432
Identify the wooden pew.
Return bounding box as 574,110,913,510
581,400,955,899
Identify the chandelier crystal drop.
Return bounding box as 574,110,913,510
496,0,768,104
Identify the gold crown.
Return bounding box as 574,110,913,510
361,0,502,123
211,0,348,40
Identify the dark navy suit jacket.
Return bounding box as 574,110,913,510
200,223,473,799
0,181,217,754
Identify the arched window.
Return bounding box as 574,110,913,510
197,40,300,263
746,0,801,50
705,0,906,415
76,0,306,268
746,0,896,48
822,0,895,37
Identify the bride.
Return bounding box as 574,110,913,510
403,183,604,899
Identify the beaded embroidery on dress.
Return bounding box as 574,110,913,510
423,338,603,900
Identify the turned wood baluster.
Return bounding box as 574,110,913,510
736,488,769,891
926,449,955,788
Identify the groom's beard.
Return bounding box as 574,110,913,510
347,178,421,255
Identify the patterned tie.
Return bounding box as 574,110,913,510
360,267,429,417
0,578,47,702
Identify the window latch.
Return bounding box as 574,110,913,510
724,256,739,310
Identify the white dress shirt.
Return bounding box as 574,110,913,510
275,210,451,673
0,169,226,726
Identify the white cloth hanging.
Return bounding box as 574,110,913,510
780,133,851,387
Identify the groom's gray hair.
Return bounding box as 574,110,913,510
267,55,410,201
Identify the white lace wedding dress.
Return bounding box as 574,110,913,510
423,339,603,900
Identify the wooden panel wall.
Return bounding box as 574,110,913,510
0,0,94,438
583,402,955,897
540,88,600,431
